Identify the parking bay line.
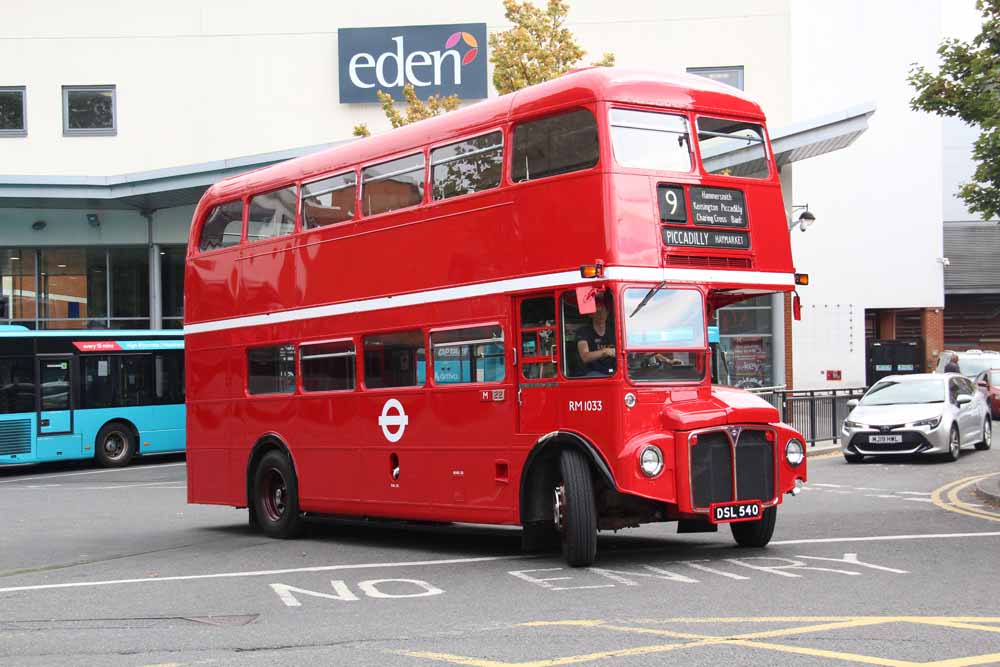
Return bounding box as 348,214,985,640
0,462,186,485
2,530,1000,595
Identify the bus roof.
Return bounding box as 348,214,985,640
0,329,183,338
200,68,766,202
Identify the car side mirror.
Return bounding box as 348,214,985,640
846,399,859,409
956,393,973,406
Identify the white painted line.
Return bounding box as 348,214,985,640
897,491,932,496
855,487,888,491
0,462,185,484
903,498,935,504
0,555,530,594
812,483,844,488
771,531,1000,546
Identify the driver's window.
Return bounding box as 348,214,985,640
561,290,616,379
949,379,961,405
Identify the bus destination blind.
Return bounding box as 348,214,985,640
662,228,750,250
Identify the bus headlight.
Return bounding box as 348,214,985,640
785,439,805,467
639,445,664,478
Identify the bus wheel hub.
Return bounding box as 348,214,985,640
553,485,566,531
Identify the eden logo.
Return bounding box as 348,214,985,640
339,23,487,104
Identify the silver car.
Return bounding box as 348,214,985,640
841,373,992,463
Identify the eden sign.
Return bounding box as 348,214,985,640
338,23,488,103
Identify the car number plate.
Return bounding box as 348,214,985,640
868,435,902,443
708,500,762,524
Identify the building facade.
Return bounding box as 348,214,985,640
2,0,986,388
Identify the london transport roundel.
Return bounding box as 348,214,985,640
379,398,409,443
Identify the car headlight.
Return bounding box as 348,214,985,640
911,416,942,429
639,445,664,478
785,439,805,467
843,420,865,429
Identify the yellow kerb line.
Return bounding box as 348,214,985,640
932,473,1000,523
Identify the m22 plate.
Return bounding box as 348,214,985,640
708,500,762,524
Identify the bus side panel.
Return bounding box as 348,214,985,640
184,249,242,326
295,392,363,508
186,337,239,505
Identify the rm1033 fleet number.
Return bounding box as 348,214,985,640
569,400,603,412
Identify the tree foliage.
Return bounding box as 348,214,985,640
353,84,461,138
489,0,615,96
909,0,1000,220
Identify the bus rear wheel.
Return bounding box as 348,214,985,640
556,449,597,567
731,505,777,548
95,422,135,468
252,450,304,539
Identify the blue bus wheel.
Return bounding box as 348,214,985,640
95,422,135,468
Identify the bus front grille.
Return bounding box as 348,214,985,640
0,419,32,455
690,432,733,508
690,427,775,509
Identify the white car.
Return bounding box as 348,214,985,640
841,373,991,463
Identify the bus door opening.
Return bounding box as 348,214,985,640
515,295,558,433
37,354,73,435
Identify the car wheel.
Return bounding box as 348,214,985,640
252,450,304,539
556,449,597,567
843,452,863,463
943,426,961,462
975,417,992,451
731,506,777,548
94,422,136,468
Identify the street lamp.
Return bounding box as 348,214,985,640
788,205,817,232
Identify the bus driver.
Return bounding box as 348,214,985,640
577,296,617,377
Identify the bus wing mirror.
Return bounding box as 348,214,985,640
792,292,802,321
576,286,597,315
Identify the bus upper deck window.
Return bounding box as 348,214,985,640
247,186,297,242
610,108,692,172
198,201,244,252
511,109,598,183
696,117,769,179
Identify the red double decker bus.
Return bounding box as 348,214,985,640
184,68,807,566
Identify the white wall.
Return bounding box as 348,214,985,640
0,0,792,175
788,0,953,388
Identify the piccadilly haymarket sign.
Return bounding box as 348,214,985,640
338,23,487,103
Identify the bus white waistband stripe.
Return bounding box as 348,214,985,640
184,267,795,335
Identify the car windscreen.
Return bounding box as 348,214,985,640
861,379,944,406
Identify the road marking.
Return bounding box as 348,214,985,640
0,462,185,484
0,554,530,594
812,483,844,488
398,617,1000,667
932,473,1000,523
898,491,932,496
904,497,935,503
771,531,1000,545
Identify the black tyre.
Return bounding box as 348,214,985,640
975,418,992,451
843,452,863,464
731,505,777,548
252,450,304,539
94,422,136,468
556,449,597,567
943,426,961,462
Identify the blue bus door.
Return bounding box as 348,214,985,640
38,355,73,435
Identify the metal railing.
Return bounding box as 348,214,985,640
749,385,867,446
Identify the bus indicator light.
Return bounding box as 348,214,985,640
794,273,809,285
579,263,604,278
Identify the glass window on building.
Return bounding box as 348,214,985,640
0,249,37,327
63,85,116,136
686,66,744,90
0,86,27,137
35,248,108,330
712,295,774,389
110,247,149,329
160,245,185,330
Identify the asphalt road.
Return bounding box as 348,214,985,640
1,432,998,667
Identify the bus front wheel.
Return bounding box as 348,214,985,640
95,422,135,468
731,506,777,547
252,450,304,539
556,449,597,567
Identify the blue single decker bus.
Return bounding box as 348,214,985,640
0,327,184,468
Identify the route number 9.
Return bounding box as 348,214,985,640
658,185,687,223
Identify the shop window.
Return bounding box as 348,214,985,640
36,248,109,329
362,154,425,216
110,247,149,328
63,85,116,136
302,172,356,229
301,340,356,392
364,331,425,388
0,86,26,137
248,345,296,395
160,245,185,328
511,109,598,183
431,324,504,384
248,186,296,242
431,131,503,200
198,201,244,252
